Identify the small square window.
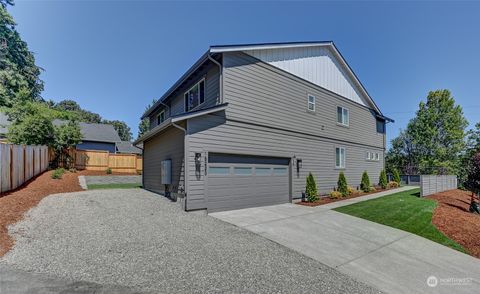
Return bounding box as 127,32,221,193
234,167,252,176
307,94,316,112
366,152,371,160
375,153,380,161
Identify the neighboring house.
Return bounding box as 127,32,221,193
116,141,142,155
53,120,121,153
0,112,11,142
134,41,393,213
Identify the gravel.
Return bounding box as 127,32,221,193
0,189,382,293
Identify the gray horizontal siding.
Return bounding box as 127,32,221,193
143,126,185,194
186,114,384,210
149,64,220,130
222,52,385,149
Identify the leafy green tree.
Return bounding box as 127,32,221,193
305,172,318,202
51,120,82,168
103,119,132,141
466,123,480,153
379,170,388,189
386,90,468,175
7,112,54,145
138,98,157,139
337,172,348,196
54,99,81,112
0,2,43,106
360,171,370,192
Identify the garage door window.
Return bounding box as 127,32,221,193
209,167,230,175
255,167,272,176
273,167,287,175
234,167,253,175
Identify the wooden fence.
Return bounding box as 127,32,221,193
0,144,49,193
74,150,142,173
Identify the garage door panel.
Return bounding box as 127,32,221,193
206,154,290,212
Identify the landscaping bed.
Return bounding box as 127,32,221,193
0,170,92,257
297,186,397,207
428,189,480,258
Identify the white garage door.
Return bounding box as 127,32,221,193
206,153,290,212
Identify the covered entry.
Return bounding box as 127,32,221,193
206,153,290,212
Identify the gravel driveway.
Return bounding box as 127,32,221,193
84,175,142,185
0,189,381,293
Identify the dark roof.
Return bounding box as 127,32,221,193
53,119,121,143
0,112,11,135
116,141,142,154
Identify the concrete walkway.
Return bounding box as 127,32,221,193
210,187,480,294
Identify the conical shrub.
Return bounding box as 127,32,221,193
361,171,370,192
379,170,388,189
337,172,348,196
305,172,318,202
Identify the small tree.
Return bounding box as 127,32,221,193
465,152,480,213
337,172,348,196
52,121,82,168
392,168,401,185
360,171,370,192
305,172,318,202
7,113,54,145
379,170,388,189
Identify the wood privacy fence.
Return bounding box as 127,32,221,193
420,175,457,197
74,150,142,173
0,144,49,193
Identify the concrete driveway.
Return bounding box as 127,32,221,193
210,187,480,294
0,189,380,293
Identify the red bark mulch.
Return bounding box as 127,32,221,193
297,188,393,207
0,169,137,257
427,189,480,258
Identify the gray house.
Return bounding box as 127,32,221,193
135,41,393,212
53,120,121,153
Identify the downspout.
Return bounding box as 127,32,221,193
208,53,223,104
172,121,188,211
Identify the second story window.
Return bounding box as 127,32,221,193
184,79,205,112
307,94,316,112
157,110,165,125
337,106,349,126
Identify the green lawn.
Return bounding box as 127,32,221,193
334,188,466,253
87,183,142,190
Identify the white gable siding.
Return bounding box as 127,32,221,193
243,46,368,106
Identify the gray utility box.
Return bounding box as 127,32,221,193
160,159,172,185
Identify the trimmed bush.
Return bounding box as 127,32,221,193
337,172,348,197
106,168,112,174
329,191,342,199
369,186,377,192
347,186,355,196
305,172,318,202
392,169,401,185
360,171,371,192
388,181,399,188
379,170,388,189
51,168,65,179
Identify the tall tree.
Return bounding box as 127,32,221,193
0,2,43,106
137,98,157,138
386,90,468,175
103,119,132,141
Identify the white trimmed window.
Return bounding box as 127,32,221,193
337,106,349,126
157,110,165,125
184,79,205,111
366,151,380,161
375,152,380,161
366,151,371,160
307,94,316,111
335,147,346,168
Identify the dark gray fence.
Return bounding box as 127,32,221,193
420,175,457,197
387,174,421,186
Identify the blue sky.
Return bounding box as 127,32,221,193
9,1,480,143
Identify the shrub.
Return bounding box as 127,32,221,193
347,186,355,196
51,168,65,179
392,168,401,185
369,186,377,192
69,168,77,173
379,170,388,189
388,181,399,188
337,172,348,196
360,171,371,192
329,191,342,199
106,168,112,174
305,172,318,202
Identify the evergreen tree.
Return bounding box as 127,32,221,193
379,170,388,189
361,171,370,192
305,172,318,202
337,172,348,196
